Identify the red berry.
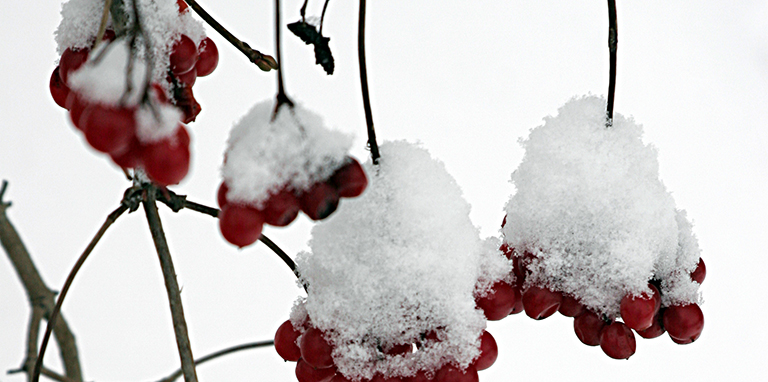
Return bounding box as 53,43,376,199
299,182,340,220
300,327,335,369
619,284,661,331
475,331,497,371
50,67,70,109
509,284,524,315
330,158,368,197
522,285,562,320
691,257,706,284
176,0,189,13
558,294,586,317
573,310,609,346
295,358,336,382
371,374,405,382
218,204,264,248
499,243,513,259
141,126,191,186
196,37,219,77
501,214,507,228
402,371,431,382
65,92,89,130
275,320,302,362
261,188,301,226
151,83,170,104
109,137,143,169
475,281,517,321
216,182,229,208
663,303,704,344
169,34,198,75
80,105,137,154
599,322,636,359
59,47,89,84
435,364,478,382
384,343,412,356
329,374,354,382
636,309,666,339
173,85,201,123
176,67,197,87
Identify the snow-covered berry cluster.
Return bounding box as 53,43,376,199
217,100,367,248
272,141,511,382
49,0,218,185
500,95,705,359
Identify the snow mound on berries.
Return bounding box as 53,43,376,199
68,39,182,143
294,141,510,380
55,0,205,82
221,100,354,208
503,95,701,317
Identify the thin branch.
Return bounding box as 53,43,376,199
299,0,308,22
273,0,295,119
182,0,276,71
318,0,331,35
30,203,129,382
143,188,198,382
93,0,113,50
358,0,380,165
606,0,618,127
157,341,275,382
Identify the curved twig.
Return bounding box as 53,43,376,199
157,341,275,382
273,0,295,119
358,0,380,164
606,0,618,126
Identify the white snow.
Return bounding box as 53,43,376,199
293,141,510,380
503,95,701,317
221,99,354,208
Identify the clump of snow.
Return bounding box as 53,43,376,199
55,0,206,85
503,95,701,317
221,100,354,207
293,141,510,380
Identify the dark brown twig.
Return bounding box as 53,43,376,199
182,0,276,71
157,341,274,382
318,0,331,35
30,203,129,382
358,0,380,164
606,0,618,127
273,0,295,119
143,188,198,382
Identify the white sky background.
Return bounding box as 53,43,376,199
1,0,766,381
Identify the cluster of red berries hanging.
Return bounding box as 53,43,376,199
495,96,705,359
49,0,220,185
217,100,367,247
274,141,512,382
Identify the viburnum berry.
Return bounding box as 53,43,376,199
663,303,704,344
330,157,368,197
169,34,198,75
619,283,661,331
65,92,89,130
176,0,189,13
401,371,430,382
599,322,636,359
383,343,412,356
109,137,143,169
573,310,609,346
195,37,219,77
141,125,191,186
59,47,89,84
558,294,586,317
508,285,524,315
216,182,229,208
299,182,340,221
274,320,302,362
475,280,516,320
173,85,201,123
435,364,478,382
295,358,336,382
300,327,335,369
80,105,137,154
261,188,301,227
370,374,405,382
522,285,562,320
475,330,498,371
690,257,706,284
176,67,197,87
636,309,666,339
499,243,513,259
218,204,265,248
49,67,70,109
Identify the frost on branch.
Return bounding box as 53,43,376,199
221,100,354,208
503,95,702,318
292,141,510,380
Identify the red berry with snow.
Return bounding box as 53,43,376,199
50,67,70,109
196,37,219,77
218,204,265,248
599,322,636,359
435,364,478,382
299,182,340,221
475,281,517,320
691,257,706,284
522,285,562,320
619,283,660,331
109,137,142,169
330,158,368,197
475,330,498,371
275,320,302,362
509,284,524,315
216,182,229,209
558,294,586,317
636,309,666,339
261,188,301,226
169,34,198,75
65,92,89,130
80,105,137,154
663,303,704,344
59,47,89,84
295,358,336,382
573,310,609,346
300,327,335,369
141,125,191,186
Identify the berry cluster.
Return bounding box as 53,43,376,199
50,1,219,185
217,157,367,247
499,216,706,359
274,318,498,382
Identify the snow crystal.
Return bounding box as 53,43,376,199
221,100,354,207
503,95,701,317
294,141,509,380
55,0,109,53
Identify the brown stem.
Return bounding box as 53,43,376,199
157,341,274,382
143,189,198,382
358,0,380,164
93,0,113,50
606,0,618,127
318,0,331,35
182,0,275,70
273,0,295,119
29,202,128,382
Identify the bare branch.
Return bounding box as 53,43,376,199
358,0,380,164
606,0,618,126
157,341,274,382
